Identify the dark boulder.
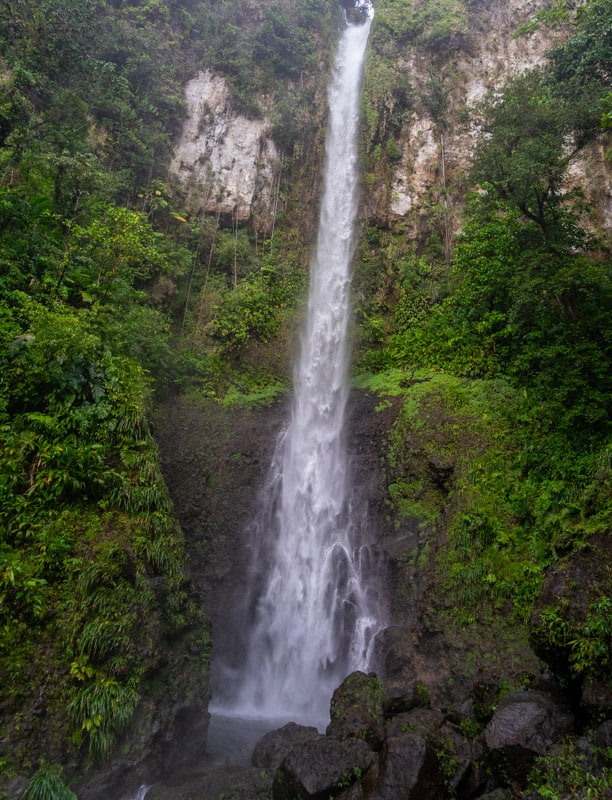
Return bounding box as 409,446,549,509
369,732,448,800
387,707,484,797
383,682,432,718
580,677,612,723
272,736,375,800
484,691,574,785
251,722,320,771
327,671,386,751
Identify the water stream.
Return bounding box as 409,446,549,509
212,0,384,728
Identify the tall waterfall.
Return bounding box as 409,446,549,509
222,0,382,727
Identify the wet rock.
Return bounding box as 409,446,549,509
251,722,320,771
580,676,612,722
147,765,271,800
484,691,574,786
372,627,417,687
385,707,444,739
594,719,612,749
383,682,431,717
159,702,209,773
369,732,448,800
327,671,386,751
272,736,375,800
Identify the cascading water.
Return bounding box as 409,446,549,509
216,0,383,727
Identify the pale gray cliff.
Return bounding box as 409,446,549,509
168,0,610,240
169,70,280,234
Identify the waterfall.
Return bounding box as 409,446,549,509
216,0,383,727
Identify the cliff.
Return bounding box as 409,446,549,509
168,0,611,240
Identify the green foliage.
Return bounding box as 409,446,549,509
209,271,286,355
537,597,612,680
0,194,204,769
370,368,611,625
388,190,610,444
470,69,599,237
192,0,333,117
20,764,76,800
528,739,612,799
373,0,470,51
67,674,140,762
222,381,286,408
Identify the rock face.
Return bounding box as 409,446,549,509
370,732,447,800
484,691,574,785
251,722,320,772
327,671,386,751
387,0,564,227
169,70,279,232
272,736,375,800
166,2,610,241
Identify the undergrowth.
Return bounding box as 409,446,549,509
359,368,611,627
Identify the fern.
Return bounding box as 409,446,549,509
20,765,76,800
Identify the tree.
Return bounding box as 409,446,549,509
470,71,589,242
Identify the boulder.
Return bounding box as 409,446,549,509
484,691,574,785
580,677,612,722
272,736,375,800
594,719,612,750
387,707,484,796
327,672,386,751
383,682,432,718
251,722,320,771
369,732,448,800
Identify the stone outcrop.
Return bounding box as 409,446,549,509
370,732,447,800
484,691,574,785
251,722,320,772
272,735,376,800
387,0,565,227
169,70,279,232
327,671,386,751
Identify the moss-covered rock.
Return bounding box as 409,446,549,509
327,671,386,751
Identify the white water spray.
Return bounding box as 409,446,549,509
220,1,383,726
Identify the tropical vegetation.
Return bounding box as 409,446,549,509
0,0,610,796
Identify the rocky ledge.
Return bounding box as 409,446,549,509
142,670,611,799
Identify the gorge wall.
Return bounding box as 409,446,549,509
169,70,280,234
168,0,611,239
152,0,611,795
161,0,612,715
